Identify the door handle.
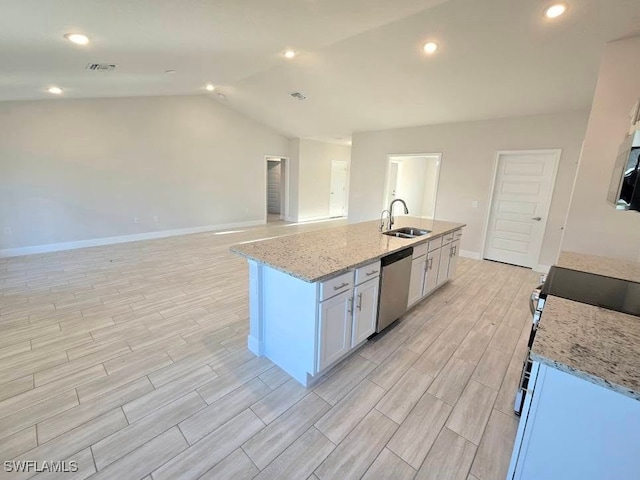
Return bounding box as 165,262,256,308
532,217,542,221
425,257,433,272
347,297,353,314
357,293,362,311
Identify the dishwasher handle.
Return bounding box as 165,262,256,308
381,247,414,267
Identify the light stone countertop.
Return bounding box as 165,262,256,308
557,251,640,283
531,295,640,401
230,217,465,283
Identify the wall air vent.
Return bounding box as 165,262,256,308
85,63,117,72
290,92,306,101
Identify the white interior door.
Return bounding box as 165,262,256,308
484,150,560,268
329,161,348,217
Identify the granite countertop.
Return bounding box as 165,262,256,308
532,295,640,401
230,217,465,283
558,251,640,283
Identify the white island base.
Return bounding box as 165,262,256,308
232,219,465,387
246,259,380,387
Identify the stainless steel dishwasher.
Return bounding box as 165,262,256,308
376,247,413,333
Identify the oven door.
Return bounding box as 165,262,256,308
514,350,533,416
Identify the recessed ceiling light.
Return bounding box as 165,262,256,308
205,84,215,92
283,50,296,59
64,33,89,45
423,42,439,54
47,86,63,95
217,93,227,100
544,3,567,18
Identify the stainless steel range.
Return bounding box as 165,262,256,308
514,274,546,416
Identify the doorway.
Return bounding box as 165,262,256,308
329,160,349,218
483,149,561,268
383,154,441,218
265,156,288,223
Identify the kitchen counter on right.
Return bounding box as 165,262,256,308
557,250,640,283
531,295,640,401
531,250,640,401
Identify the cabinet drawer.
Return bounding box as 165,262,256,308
442,232,454,245
320,270,354,301
454,229,463,239
355,261,381,285
428,236,442,252
412,243,428,259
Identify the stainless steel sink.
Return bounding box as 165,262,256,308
383,232,414,239
383,227,431,238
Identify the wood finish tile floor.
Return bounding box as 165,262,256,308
0,220,539,480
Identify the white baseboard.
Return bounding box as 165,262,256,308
0,219,265,258
247,335,264,356
295,215,333,223
459,250,482,260
533,264,551,274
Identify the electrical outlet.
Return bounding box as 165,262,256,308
3,227,11,235
472,200,479,208
134,217,139,224
153,215,159,222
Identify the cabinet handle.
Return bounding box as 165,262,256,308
347,297,353,314
357,293,363,311
428,257,433,270
365,270,378,277
333,282,349,291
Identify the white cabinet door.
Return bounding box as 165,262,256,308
318,290,353,372
448,239,461,280
408,255,427,307
424,248,441,294
437,244,451,286
352,278,379,346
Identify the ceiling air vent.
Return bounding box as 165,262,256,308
290,92,306,101
85,63,117,72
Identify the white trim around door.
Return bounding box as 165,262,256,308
264,155,290,222
481,149,561,269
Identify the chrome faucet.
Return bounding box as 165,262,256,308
388,198,409,230
379,209,391,232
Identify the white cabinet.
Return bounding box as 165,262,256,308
509,363,640,479
448,239,460,280
318,290,353,372
408,255,427,307
352,278,379,346
318,261,380,372
408,232,460,308
424,248,441,294
437,240,451,286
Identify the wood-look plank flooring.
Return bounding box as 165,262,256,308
0,219,539,479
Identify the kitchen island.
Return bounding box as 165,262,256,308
508,251,640,479
231,217,465,386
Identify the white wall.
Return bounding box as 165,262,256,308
349,110,590,266
289,139,351,221
394,156,427,216
0,95,289,252
562,36,640,261
422,158,440,218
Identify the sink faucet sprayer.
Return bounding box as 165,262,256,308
380,199,409,231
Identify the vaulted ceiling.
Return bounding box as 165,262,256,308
1,0,640,143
